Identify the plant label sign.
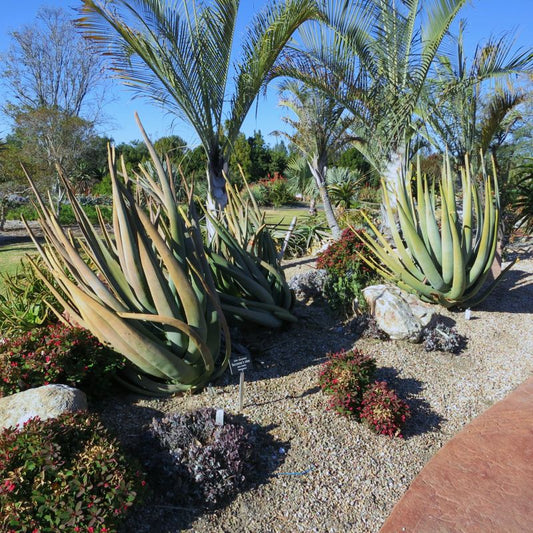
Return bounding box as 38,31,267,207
230,355,252,374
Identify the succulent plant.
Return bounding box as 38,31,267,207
142,166,297,329
148,408,255,506
423,322,467,353
24,115,229,396
358,155,514,308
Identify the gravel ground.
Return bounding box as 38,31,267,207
90,236,533,533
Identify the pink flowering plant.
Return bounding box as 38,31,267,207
318,349,377,417
0,412,145,532
359,381,411,438
0,323,125,397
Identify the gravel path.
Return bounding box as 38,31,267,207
92,239,533,533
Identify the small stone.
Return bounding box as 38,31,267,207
288,269,327,302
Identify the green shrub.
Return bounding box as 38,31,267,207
318,349,377,417
6,203,112,225
6,204,38,221
316,228,379,314
244,175,295,207
0,256,61,335
0,412,144,532
358,381,410,438
0,323,125,398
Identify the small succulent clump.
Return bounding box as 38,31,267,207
359,314,390,340
423,322,467,354
149,408,255,506
0,412,144,532
318,349,377,417
359,381,411,438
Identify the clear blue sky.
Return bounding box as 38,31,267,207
0,0,531,147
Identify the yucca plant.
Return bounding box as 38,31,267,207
23,119,229,396
357,155,514,308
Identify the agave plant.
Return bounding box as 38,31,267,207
23,119,229,396
357,156,514,308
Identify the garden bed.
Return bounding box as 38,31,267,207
91,245,533,533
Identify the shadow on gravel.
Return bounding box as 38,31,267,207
474,268,533,314
99,401,289,533
219,301,361,386
375,367,445,438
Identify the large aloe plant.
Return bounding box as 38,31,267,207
358,156,514,308
23,124,229,396
138,162,297,329
204,178,297,328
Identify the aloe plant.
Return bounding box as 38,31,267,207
23,119,229,396
140,166,297,329
358,156,514,308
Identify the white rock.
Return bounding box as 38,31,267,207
0,384,87,430
363,284,437,342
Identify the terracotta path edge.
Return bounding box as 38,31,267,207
380,376,533,533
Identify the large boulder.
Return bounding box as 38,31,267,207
0,384,87,431
363,285,437,342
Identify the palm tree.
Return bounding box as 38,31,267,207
285,154,318,214
79,0,321,221
274,78,354,238
275,0,469,207
420,22,533,170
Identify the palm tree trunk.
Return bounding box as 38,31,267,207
308,197,317,215
205,157,229,241
308,158,340,239
380,147,407,235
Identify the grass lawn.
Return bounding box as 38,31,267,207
0,242,37,280
263,206,325,227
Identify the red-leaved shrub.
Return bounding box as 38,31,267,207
0,412,144,532
318,349,376,417
358,381,411,438
0,323,124,397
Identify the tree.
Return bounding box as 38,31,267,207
277,0,470,209
154,135,188,166
248,131,272,182
421,22,533,171
229,132,253,185
2,7,105,117
274,79,354,238
285,154,317,213
79,0,322,227
270,141,289,175
1,7,107,205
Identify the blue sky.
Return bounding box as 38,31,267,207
0,0,531,147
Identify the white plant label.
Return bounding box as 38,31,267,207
215,408,224,426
